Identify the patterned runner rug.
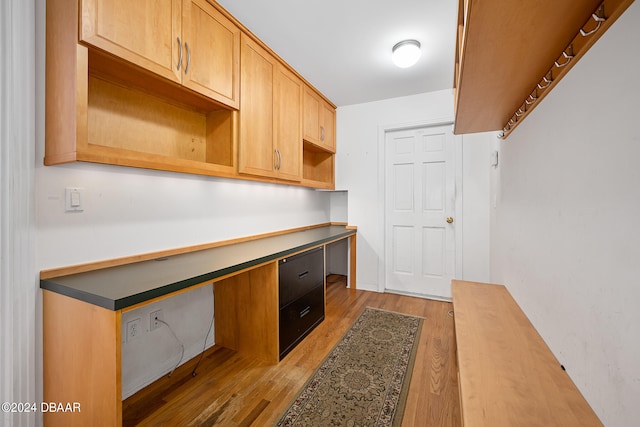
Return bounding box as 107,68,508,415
276,307,423,426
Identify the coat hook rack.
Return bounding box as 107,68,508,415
498,0,633,139
497,0,628,140
580,5,606,37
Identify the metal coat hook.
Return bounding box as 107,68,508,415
537,72,553,89
525,91,538,105
554,45,574,68
581,6,606,37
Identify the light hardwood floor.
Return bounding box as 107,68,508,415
123,275,460,426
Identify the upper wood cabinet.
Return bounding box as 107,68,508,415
238,34,302,182
454,0,634,137
274,66,304,181
303,87,336,153
46,0,237,178
47,0,334,188
238,35,276,179
80,0,240,109
181,0,239,107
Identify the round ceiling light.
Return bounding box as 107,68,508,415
392,39,421,68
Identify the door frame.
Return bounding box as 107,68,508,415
377,117,463,298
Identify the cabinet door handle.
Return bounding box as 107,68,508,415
278,149,282,170
320,125,325,142
274,149,281,170
184,42,191,75
176,37,183,71
299,306,311,318
298,271,309,279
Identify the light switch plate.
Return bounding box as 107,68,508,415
65,187,84,212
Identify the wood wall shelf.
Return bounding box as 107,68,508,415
453,0,635,137
452,280,602,426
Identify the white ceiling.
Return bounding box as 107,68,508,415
216,0,458,107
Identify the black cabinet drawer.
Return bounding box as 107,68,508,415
279,285,325,359
278,246,324,307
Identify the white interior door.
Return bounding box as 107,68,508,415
384,124,459,299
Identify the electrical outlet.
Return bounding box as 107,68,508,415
150,309,164,331
126,318,141,343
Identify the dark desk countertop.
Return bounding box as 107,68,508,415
40,225,355,310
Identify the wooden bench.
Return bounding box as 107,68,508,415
451,280,602,426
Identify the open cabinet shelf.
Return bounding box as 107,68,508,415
302,141,335,189
46,46,238,178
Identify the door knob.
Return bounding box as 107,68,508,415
446,217,454,224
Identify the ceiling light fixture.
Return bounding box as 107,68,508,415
392,39,421,68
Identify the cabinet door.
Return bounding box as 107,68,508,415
80,0,182,84
320,101,336,153
239,34,277,178
303,86,320,145
274,65,302,182
181,0,240,108
303,86,336,153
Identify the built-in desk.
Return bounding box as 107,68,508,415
41,224,356,427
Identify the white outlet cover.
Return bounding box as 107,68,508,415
126,318,142,343
150,309,164,331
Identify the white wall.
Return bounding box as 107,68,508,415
490,2,640,425
462,132,493,282
326,239,349,276
1,0,38,426
329,190,348,223
336,91,491,293
35,164,331,270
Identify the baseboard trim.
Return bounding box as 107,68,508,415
384,288,452,303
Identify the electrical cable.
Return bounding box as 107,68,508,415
191,292,215,377
157,318,184,377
